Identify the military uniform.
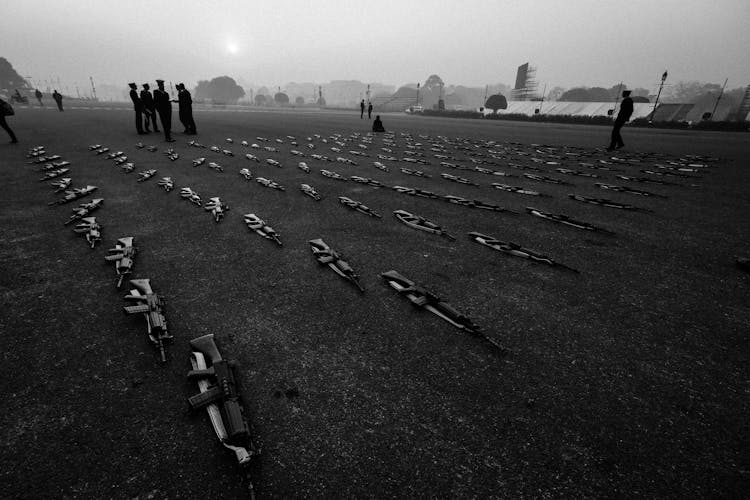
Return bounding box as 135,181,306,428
129,83,145,134
140,84,159,133
177,83,196,135
153,80,174,142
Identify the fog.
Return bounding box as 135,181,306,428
2,0,748,94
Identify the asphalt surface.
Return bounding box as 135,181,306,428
1,105,749,499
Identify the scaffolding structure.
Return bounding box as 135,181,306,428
511,63,539,101
735,84,750,121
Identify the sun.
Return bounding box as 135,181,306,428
226,42,239,55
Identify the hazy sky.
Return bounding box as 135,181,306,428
3,0,749,92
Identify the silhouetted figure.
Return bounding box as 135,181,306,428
372,115,385,133
52,90,63,111
35,89,43,106
360,99,365,119
140,83,159,133
0,96,18,143
175,83,196,134
367,102,373,119
129,83,145,134
608,90,634,151
153,79,174,142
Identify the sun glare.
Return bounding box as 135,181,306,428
227,42,239,55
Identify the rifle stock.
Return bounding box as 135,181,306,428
190,334,223,364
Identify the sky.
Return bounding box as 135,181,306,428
2,0,749,94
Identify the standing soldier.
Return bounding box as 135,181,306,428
129,83,145,134
607,90,634,151
367,101,373,119
140,83,159,133
176,83,196,135
52,90,64,111
360,99,365,119
35,89,43,106
0,94,19,143
153,79,174,142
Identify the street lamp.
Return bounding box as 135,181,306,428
649,70,668,123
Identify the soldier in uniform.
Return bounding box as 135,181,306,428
34,89,43,106
607,90,634,151
360,99,365,119
367,102,373,119
176,83,196,135
52,90,63,111
153,79,174,142
140,83,159,133
129,83,145,134
0,94,19,143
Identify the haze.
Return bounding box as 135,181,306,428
3,0,749,92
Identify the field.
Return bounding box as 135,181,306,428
1,105,748,499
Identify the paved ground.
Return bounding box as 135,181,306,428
1,106,748,499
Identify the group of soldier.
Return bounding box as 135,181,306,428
129,80,196,142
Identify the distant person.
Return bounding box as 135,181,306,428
372,115,385,133
175,83,196,134
0,95,19,143
140,83,159,133
360,99,365,119
367,102,373,119
13,89,23,103
153,79,174,142
607,90,634,151
35,89,43,106
52,90,63,111
128,83,145,134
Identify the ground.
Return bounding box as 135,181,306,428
0,105,748,499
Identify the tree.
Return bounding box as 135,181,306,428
485,94,508,112
254,94,267,106
274,92,289,105
193,76,245,104
295,96,305,105
0,57,29,91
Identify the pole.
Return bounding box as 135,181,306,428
613,81,623,117
649,70,668,123
416,83,420,106
538,83,547,114
90,76,97,101
366,84,370,104
709,78,728,121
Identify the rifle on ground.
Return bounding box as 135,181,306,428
123,279,172,363
309,238,364,292
105,237,136,288
188,334,258,498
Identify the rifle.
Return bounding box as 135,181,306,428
393,209,455,240
188,334,257,496
381,270,503,354
338,196,381,218
309,239,364,292
526,206,614,235
104,237,136,288
157,177,174,192
73,217,102,248
204,197,229,222
48,185,97,205
64,198,103,226
244,213,282,245
469,232,579,273
123,279,172,363
300,184,321,201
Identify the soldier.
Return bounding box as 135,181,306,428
367,101,373,119
153,79,174,142
175,83,197,135
129,83,145,134
0,94,19,143
360,99,365,119
52,90,63,111
140,83,159,133
607,90,634,151
34,89,43,106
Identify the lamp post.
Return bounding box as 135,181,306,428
649,70,668,123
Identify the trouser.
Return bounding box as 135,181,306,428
55,100,63,111
134,107,144,133
609,119,626,149
183,108,196,134
0,115,17,142
145,108,159,131
360,108,364,118
157,107,172,140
